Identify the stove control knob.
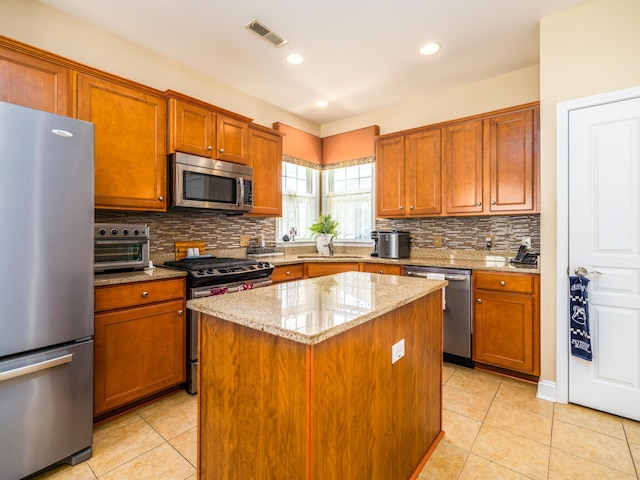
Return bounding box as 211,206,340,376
133,229,140,236
206,268,214,274
110,228,118,235
122,229,129,236
98,228,106,236
197,270,205,275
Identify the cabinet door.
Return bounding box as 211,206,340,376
406,128,442,215
473,290,539,375
78,74,167,211
376,136,406,217
443,120,483,214
170,98,215,157
487,108,537,213
247,126,282,216
94,299,185,415
0,46,70,116
217,113,249,164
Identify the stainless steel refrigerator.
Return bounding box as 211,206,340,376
0,102,94,479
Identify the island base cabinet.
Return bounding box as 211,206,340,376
198,292,443,480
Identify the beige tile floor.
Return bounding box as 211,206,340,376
32,363,640,480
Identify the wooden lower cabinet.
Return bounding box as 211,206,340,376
93,278,186,416
271,264,304,283
305,262,360,278
361,263,403,275
198,292,443,479
472,271,540,377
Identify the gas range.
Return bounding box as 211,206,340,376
163,256,274,287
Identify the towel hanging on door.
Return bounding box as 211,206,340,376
569,275,592,361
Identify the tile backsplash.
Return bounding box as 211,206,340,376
96,211,540,256
376,215,540,252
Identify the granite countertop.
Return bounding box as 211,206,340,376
93,266,187,287
187,271,446,345
261,250,540,274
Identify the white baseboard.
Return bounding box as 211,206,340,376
536,379,559,403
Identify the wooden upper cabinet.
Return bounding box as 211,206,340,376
78,73,167,211
406,128,442,216
247,124,283,217
376,136,406,216
169,98,215,157
486,108,538,214
0,45,70,116
217,114,249,164
168,93,251,165
443,120,484,215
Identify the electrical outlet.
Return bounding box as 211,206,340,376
433,234,442,248
484,235,495,249
392,339,405,364
521,236,531,248
239,235,250,247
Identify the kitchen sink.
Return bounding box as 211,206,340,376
297,255,363,259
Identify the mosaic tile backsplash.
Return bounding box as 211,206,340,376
96,211,539,256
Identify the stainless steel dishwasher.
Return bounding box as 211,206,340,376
404,265,473,367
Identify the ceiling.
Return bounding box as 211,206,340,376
37,0,588,125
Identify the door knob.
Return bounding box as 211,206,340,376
574,267,602,276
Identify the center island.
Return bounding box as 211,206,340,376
187,271,447,480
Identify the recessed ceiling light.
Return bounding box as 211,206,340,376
286,53,304,65
420,42,441,56
316,100,328,108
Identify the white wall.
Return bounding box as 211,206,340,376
539,0,640,381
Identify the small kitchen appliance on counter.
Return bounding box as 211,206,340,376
373,231,411,259
94,223,150,273
163,256,274,393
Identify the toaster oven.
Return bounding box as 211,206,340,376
94,223,150,273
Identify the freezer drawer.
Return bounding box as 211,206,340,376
0,340,93,480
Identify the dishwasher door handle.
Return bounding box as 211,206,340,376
405,271,467,282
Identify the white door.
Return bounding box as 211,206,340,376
568,96,640,421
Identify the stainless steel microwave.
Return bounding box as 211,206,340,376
170,152,253,212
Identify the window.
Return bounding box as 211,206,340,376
279,162,319,241
277,161,374,242
324,164,374,240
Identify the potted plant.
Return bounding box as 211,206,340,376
309,213,339,255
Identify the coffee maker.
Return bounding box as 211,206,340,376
370,231,380,257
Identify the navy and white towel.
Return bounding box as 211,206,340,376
569,275,592,361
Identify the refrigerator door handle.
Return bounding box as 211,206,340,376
0,353,73,383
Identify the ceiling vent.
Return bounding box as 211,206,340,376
245,19,288,47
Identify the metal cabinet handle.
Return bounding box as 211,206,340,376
207,146,213,151
142,291,149,298
477,299,482,304
219,148,224,153
491,200,496,205
285,271,291,275
410,205,414,209
476,202,482,206
379,270,384,274
399,205,404,210
158,196,164,201
0,354,72,383
500,281,506,286
178,310,183,316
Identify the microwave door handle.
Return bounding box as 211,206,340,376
237,177,244,206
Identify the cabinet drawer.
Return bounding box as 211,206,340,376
271,264,304,283
361,263,403,275
474,271,535,294
305,262,359,278
95,278,185,312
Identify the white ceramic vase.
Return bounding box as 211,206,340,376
315,233,333,256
